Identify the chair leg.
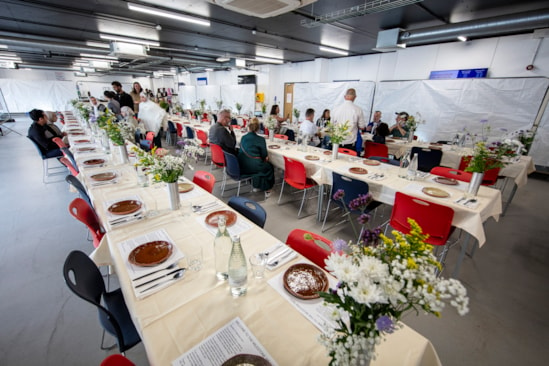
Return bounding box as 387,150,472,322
297,188,308,218
321,199,333,232
236,181,241,197
100,329,117,350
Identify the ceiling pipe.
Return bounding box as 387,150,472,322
399,9,549,46
0,35,105,54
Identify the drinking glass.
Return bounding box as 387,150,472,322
249,253,267,279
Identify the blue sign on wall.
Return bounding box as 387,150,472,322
429,68,488,79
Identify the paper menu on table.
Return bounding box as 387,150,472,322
172,317,277,366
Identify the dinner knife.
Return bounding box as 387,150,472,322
266,247,291,265
135,268,185,288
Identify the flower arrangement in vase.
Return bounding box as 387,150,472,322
319,219,469,365
293,108,300,121
325,121,350,145
235,102,243,115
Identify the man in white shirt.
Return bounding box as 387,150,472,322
299,108,320,146
331,88,366,151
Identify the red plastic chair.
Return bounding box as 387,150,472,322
277,156,317,218
59,157,79,176
145,131,155,149
176,123,183,138
274,134,288,140
430,167,472,183
193,170,216,193
209,143,226,169
100,354,135,366
232,125,241,130
68,198,104,248
263,127,269,137
195,129,210,163
286,229,333,270
364,141,388,158
338,147,357,156
458,156,501,186
52,137,67,148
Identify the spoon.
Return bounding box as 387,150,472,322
132,262,178,281
267,250,294,268
138,269,186,293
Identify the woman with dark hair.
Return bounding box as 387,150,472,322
103,90,121,116
373,122,390,144
316,109,330,128
270,104,294,140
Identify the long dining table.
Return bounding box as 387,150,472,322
65,119,444,366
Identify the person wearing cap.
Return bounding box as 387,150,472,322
390,112,410,138
331,88,366,151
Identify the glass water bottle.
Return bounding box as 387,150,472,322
398,149,411,178
407,153,419,181
228,235,247,297
214,216,231,280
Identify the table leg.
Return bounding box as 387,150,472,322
317,184,325,221
452,233,474,278
502,180,518,217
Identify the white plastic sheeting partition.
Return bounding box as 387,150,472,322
293,81,375,122
529,96,549,167
196,85,220,111
373,78,549,145
178,84,255,114
178,86,196,109
1,79,77,112
220,84,255,114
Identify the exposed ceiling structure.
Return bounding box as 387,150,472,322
0,0,548,76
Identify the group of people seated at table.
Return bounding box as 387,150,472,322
27,109,66,158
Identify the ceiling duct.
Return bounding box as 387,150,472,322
376,8,549,50
210,0,316,19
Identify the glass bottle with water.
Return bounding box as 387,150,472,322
228,235,247,297
214,216,231,280
407,153,419,181
398,149,411,178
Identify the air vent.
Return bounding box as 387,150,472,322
109,42,148,59
212,0,316,18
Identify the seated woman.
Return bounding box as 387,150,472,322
270,104,295,141
389,111,409,138
44,111,69,146
237,118,275,198
373,122,390,144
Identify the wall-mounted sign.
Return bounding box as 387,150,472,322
197,77,207,86
429,68,488,79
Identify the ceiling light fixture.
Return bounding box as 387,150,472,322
319,46,349,56
0,44,7,49
254,56,284,64
204,68,214,71
216,57,230,62
86,41,110,49
127,3,210,27
79,53,118,60
457,36,468,42
99,34,160,47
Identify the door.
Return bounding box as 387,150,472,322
283,83,294,122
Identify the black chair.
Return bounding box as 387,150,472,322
228,196,267,228
222,151,252,197
65,174,92,207
411,147,443,172
368,156,400,166
166,121,178,146
185,126,195,140
27,136,65,183
63,250,141,354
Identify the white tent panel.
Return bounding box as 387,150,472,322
196,85,221,111
529,100,549,167
220,84,255,115
1,79,76,112
178,86,196,109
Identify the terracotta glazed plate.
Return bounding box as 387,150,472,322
90,172,116,182
77,147,96,152
283,263,329,300
178,182,194,193
108,200,142,215
205,210,237,227
386,139,396,143
305,155,320,161
70,132,85,136
363,159,381,166
434,176,458,186
268,145,280,149
222,354,272,366
74,139,91,144
422,187,450,198
349,167,368,175
323,150,332,155
82,158,105,166
128,241,173,267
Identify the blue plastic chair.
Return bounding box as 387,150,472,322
185,126,195,140
27,136,65,183
65,174,92,207
228,196,267,228
222,151,252,197
166,121,177,146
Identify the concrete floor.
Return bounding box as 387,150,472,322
1,116,548,366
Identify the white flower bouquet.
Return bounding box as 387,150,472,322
325,121,351,145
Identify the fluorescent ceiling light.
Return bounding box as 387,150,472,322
127,3,210,27
0,56,22,62
457,36,468,42
82,67,95,73
319,46,349,56
86,41,110,49
254,56,284,64
0,44,7,49
99,34,160,47
79,53,118,60
204,68,214,71
216,57,230,62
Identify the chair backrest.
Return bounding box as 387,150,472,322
263,127,269,136
283,156,308,189
176,123,183,137
68,198,104,248
167,121,177,133
52,137,67,148
193,170,216,193
368,156,400,166
286,229,333,269
65,175,92,206
458,156,500,186
145,132,155,148
185,126,195,139
228,196,267,228
196,129,209,146
410,147,443,172
27,136,47,158
274,134,288,140
210,143,226,168
390,192,454,246
430,167,472,183
338,147,357,156
61,147,79,173
59,157,79,176
223,151,241,180
364,141,388,158
101,354,136,366
331,172,370,211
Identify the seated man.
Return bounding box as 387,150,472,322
389,112,410,138
299,108,321,147
209,109,237,156
27,109,63,158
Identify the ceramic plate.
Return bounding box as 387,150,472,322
268,145,280,149
77,147,95,152
90,172,116,181
283,263,329,300
178,182,194,193
386,139,396,142
363,159,380,166
222,354,272,366
305,155,320,161
128,241,173,267
108,200,142,215
205,210,237,227
349,167,368,174
429,145,442,150
82,158,105,166
434,176,458,185
70,132,85,136
323,150,332,155
422,187,450,198
74,139,91,144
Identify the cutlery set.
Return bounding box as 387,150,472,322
266,247,296,269
192,201,221,214
455,197,478,207
109,212,144,226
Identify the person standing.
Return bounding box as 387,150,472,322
209,109,237,156
138,93,167,148
27,109,63,158
366,110,382,134
331,88,366,151
111,81,134,111
129,82,143,114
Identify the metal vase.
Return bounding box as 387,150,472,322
115,144,129,164
467,172,484,197
332,143,339,160
407,130,415,143
167,182,180,210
